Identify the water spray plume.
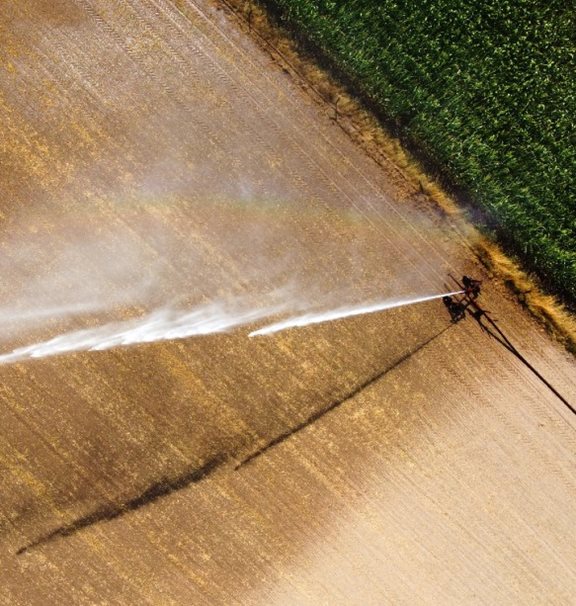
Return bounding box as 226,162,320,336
249,290,464,337
0,291,463,365
0,303,284,366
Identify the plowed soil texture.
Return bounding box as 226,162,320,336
1,1,575,604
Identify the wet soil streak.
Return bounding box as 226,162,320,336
237,326,451,469
17,456,225,555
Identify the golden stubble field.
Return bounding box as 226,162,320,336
1,1,575,604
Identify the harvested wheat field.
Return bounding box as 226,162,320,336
1,1,575,604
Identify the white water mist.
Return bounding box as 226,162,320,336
0,290,463,364
0,303,286,365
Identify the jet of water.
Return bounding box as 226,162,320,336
249,290,464,337
0,291,463,365
0,303,285,366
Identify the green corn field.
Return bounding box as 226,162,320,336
260,0,576,308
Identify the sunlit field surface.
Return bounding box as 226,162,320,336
0,1,575,604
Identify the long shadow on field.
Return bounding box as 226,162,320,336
17,456,225,555
469,310,575,415
17,325,452,555
236,324,452,470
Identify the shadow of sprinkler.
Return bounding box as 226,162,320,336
236,324,453,470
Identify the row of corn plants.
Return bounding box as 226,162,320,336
257,0,576,308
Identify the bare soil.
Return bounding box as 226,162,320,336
0,1,575,604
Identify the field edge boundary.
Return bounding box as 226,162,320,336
195,0,576,355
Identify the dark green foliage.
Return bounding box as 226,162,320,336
261,0,576,306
